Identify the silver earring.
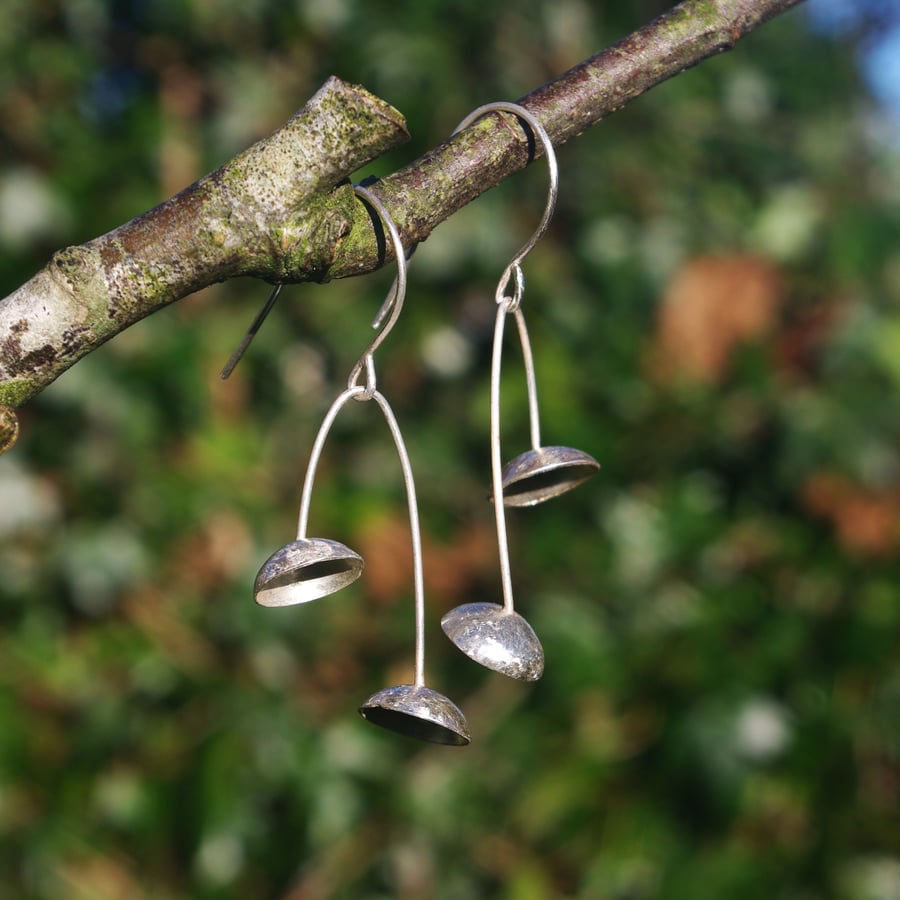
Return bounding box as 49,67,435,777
441,102,599,682
458,102,601,506
254,185,469,745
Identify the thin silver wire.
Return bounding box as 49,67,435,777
371,389,427,688
490,302,516,615
293,386,426,686
291,185,409,535
513,306,542,452
295,386,361,540
371,241,417,331
219,282,283,379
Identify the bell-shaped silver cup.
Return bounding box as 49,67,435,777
501,444,600,507
359,684,470,745
254,538,363,607
498,307,599,506
441,601,543,681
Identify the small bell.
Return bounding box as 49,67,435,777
441,601,543,681
359,684,470,746
500,445,600,507
254,538,363,607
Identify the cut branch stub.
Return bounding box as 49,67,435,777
0,77,408,413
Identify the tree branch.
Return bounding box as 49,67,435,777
0,0,803,451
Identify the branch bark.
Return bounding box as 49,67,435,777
0,0,804,451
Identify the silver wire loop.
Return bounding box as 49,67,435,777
346,185,408,398
496,262,525,311
452,101,559,274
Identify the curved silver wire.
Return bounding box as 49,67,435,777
370,390,427,688
291,187,424,684
371,243,417,331
492,264,544,453
452,101,559,297
292,187,409,535
346,185,408,396
295,386,362,541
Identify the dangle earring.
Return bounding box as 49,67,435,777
460,102,600,507
441,102,599,681
251,186,469,745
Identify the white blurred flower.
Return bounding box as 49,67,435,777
733,696,791,762
421,325,473,378
0,168,71,249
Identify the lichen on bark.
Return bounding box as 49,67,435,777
0,405,18,453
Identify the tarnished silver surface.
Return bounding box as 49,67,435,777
254,538,363,607
501,445,600,507
441,601,544,681
359,684,471,745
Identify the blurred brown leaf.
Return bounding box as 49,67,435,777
52,851,146,900
123,587,218,675
356,512,496,606
171,510,254,590
802,471,900,558
648,255,783,384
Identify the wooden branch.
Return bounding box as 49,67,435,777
0,0,804,452
329,0,805,276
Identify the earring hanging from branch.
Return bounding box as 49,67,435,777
441,101,600,682
249,185,470,746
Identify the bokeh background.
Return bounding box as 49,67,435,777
1,1,899,897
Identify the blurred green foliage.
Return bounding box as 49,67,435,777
2,1,900,897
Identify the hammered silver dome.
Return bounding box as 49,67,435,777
254,538,364,607
359,684,471,745
441,601,544,681
501,445,600,507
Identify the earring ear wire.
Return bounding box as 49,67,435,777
452,101,559,276
345,184,409,397
219,282,283,380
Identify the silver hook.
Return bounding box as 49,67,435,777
346,185,408,397
452,101,559,288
